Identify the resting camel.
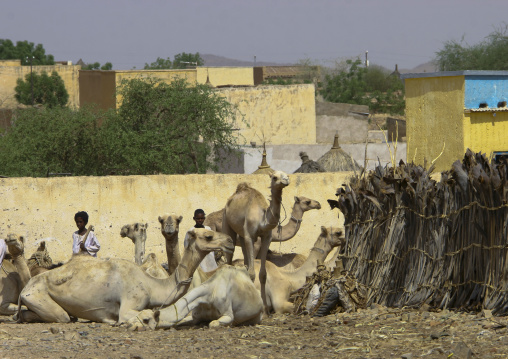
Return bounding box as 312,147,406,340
17,228,234,324
222,170,290,312
235,226,344,314
0,234,31,315
128,265,263,330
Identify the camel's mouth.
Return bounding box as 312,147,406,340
220,246,235,254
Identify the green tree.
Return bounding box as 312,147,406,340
320,59,404,115
320,59,369,105
144,57,172,69
0,39,54,65
0,106,115,177
14,71,69,108
435,24,508,71
111,77,240,174
172,52,204,68
82,61,113,70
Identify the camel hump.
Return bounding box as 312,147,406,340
235,182,252,193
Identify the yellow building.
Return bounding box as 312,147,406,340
403,71,508,171
0,60,80,109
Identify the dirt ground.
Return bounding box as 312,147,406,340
1,306,507,359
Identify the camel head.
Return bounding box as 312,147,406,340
186,228,234,257
5,233,25,257
295,196,321,211
120,223,148,244
120,222,148,265
158,214,183,240
269,170,290,191
317,226,345,252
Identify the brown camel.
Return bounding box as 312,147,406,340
159,213,183,275
222,170,290,312
18,228,234,324
0,234,31,315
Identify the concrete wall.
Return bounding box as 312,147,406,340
219,84,316,146
0,62,80,109
0,173,347,264
196,67,254,87
220,142,407,174
315,102,369,144
404,76,465,172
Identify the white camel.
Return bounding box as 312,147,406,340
17,228,234,324
128,265,263,330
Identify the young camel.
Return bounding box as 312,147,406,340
246,226,344,314
159,213,183,275
17,228,234,324
222,171,290,313
128,265,263,330
0,234,31,315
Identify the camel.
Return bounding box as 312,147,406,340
17,228,234,324
0,234,31,315
128,265,263,330
206,195,321,270
241,226,344,314
120,222,148,265
159,213,183,275
222,170,290,313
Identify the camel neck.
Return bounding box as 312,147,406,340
283,236,331,292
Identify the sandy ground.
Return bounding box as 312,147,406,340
1,306,507,359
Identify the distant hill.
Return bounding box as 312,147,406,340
400,61,438,74
201,54,292,67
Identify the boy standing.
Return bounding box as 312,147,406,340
73,211,100,257
183,209,217,272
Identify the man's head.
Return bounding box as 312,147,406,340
193,209,206,228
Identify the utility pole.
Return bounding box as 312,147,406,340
365,50,369,68
27,56,34,105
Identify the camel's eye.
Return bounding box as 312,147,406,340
143,318,150,324
205,235,213,241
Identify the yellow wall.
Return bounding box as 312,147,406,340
0,63,80,109
0,60,21,67
0,172,349,264
196,67,254,87
463,112,508,155
219,84,316,146
405,76,465,171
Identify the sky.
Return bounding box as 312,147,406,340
1,0,507,71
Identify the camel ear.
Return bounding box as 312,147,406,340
19,236,25,244
153,309,160,323
320,226,327,235
134,223,139,230
158,216,163,224
145,223,148,229
177,216,183,223
294,196,300,203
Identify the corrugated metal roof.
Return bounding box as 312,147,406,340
466,107,508,112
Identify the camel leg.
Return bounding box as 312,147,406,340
20,292,71,323
257,235,273,315
156,285,208,328
209,313,233,328
239,235,255,281
221,209,237,265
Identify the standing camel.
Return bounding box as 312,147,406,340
222,170,290,312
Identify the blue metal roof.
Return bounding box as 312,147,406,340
401,70,508,79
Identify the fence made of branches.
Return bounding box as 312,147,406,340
333,149,508,314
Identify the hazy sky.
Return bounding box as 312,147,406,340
1,0,507,70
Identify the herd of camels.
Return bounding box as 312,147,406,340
0,170,345,330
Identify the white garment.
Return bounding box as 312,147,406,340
72,230,100,257
183,225,218,272
0,239,6,266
